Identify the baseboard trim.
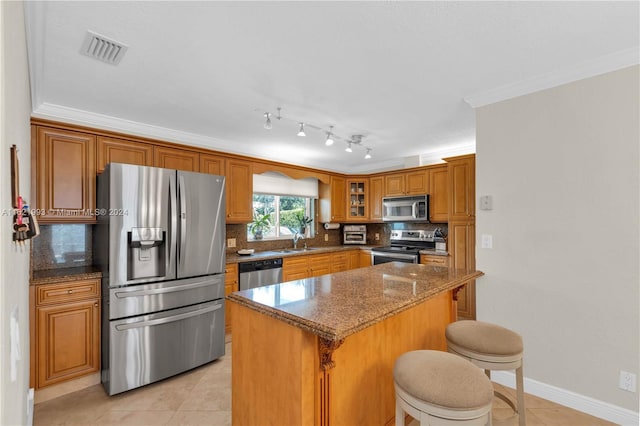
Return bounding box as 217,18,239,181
492,371,639,425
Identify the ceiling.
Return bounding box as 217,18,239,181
23,2,639,174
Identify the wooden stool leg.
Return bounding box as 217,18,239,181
516,365,526,426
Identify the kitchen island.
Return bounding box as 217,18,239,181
227,262,483,426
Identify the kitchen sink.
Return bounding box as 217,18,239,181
275,248,318,253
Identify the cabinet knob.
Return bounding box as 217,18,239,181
68,290,73,294
94,302,98,308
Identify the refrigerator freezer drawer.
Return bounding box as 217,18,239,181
103,299,225,395
108,275,224,320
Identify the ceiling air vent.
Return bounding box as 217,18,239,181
80,30,128,65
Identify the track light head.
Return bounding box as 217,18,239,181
325,126,334,146
264,112,272,130
365,149,372,159
297,123,306,137
345,142,353,153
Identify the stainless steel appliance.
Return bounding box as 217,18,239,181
239,258,283,290
343,224,367,245
95,163,226,395
382,194,429,222
371,229,435,265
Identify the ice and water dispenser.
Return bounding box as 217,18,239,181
127,227,166,280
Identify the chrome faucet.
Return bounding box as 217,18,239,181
293,232,305,249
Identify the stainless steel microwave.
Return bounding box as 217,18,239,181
382,194,429,222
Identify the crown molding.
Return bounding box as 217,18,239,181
31,102,232,151
464,48,640,108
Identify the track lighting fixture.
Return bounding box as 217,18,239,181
258,107,373,160
297,123,306,137
325,126,334,146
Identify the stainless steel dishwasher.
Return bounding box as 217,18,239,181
238,258,283,290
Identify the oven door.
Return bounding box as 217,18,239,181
371,251,419,265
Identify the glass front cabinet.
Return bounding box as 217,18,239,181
346,178,368,221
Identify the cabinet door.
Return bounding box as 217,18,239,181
347,251,360,270
448,156,475,221
153,146,200,172
346,179,368,221
405,170,429,195
36,299,100,388
359,250,372,268
34,126,96,223
96,136,153,173
283,257,309,281
309,254,331,277
226,159,253,223
449,221,476,320
200,154,225,176
224,264,239,334
330,176,346,222
369,176,384,221
428,165,449,223
331,253,349,273
384,173,405,196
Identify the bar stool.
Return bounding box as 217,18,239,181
394,350,493,426
446,320,525,426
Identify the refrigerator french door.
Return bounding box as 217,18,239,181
95,163,226,395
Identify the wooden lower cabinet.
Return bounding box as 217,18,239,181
224,264,239,334
31,279,101,389
449,221,476,319
230,290,453,425
359,250,372,268
331,253,349,273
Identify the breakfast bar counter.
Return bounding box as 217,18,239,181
228,263,483,426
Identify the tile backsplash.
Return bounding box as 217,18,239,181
31,224,93,271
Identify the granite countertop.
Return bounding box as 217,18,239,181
31,265,102,286
227,262,482,342
226,245,380,263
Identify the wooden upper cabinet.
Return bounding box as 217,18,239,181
96,136,153,173
428,164,449,223
346,178,368,222
319,176,346,223
200,154,225,176
153,146,200,172
33,126,96,223
384,170,429,196
369,176,384,222
446,154,475,221
226,159,253,223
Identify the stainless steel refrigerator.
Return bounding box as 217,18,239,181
95,163,226,395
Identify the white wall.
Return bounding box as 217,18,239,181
0,1,33,425
476,66,639,420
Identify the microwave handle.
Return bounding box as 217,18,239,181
411,202,417,219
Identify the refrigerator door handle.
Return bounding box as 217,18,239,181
169,174,178,275
178,174,187,267
114,302,223,331
114,278,222,298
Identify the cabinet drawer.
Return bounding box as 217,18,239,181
36,279,100,306
420,255,450,267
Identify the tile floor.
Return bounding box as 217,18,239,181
34,341,615,426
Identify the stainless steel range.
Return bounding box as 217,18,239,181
95,163,226,395
371,229,436,265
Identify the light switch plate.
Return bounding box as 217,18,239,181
228,238,236,248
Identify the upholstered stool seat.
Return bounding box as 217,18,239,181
446,320,525,426
394,350,493,426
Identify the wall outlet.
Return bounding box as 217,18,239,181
481,234,493,249
227,238,236,248
619,371,637,392
375,233,380,241
324,234,328,242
